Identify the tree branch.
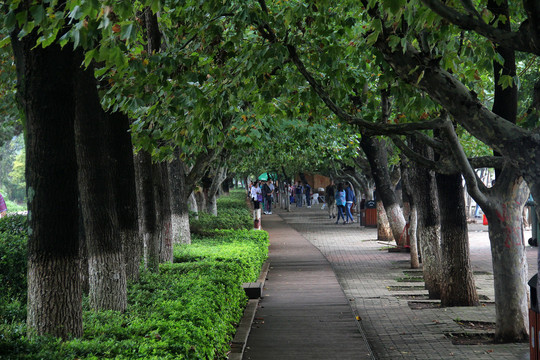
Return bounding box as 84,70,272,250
439,118,490,207
468,156,505,169
390,135,441,171
421,0,539,55
285,44,447,135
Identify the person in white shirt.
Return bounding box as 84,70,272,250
250,181,263,229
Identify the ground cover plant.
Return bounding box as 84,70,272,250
0,192,268,359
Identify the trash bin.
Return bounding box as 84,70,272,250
529,274,539,359
364,200,377,227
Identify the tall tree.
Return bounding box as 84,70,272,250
360,136,407,246
408,138,442,299
107,111,141,282
74,60,127,312
436,171,479,306
11,33,82,337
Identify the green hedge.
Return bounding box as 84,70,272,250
175,229,269,283
0,193,269,359
189,209,252,236
0,215,28,303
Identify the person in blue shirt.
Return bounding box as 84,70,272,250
335,183,347,224
345,182,356,223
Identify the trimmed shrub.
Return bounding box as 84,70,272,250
0,192,269,359
0,215,28,302
189,208,252,236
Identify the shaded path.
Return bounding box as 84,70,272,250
277,205,532,360
243,213,374,360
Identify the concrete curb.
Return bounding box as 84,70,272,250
228,260,270,360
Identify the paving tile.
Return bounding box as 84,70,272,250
257,204,533,360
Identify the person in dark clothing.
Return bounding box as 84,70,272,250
295,182,303,207
262,180,273,214
325,181,336,219
345,182,356,223
304,182,311,208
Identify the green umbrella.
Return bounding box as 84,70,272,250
258,173,269,181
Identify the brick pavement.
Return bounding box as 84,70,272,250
243,212,374,359
274,204,533,360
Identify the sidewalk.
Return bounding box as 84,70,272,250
243,212,375,359
246,204,534,359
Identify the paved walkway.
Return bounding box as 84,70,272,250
243,212,374,359
244,204,535,359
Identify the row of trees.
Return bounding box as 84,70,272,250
1,0,538,345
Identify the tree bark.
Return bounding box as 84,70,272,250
401,160,420,269
74,60,126,312
409,143,442,299
484,175,529,342
106,111,141,282
360,136,406,245
207,166,227,215
13,34,83,338
168,154,192,244
154,162,173,263
376,200,393,241
189,192,198,214
436,173,479,306
195,189,206,214
134,150,159,272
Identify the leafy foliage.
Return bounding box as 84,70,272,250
0,195,268,359
190,190,252,235
190,208,252,236
0,215,28,329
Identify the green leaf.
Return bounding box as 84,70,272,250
120,23,135,42
149,0,161,15
84,49,97,68
384,0,406,15
4,11,16,30
499,74,514,89
0,36,11,48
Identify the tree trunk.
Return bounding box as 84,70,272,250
408,206,419,269
168,155,192,245
195,189,206,214
154,162,173,263
189,192,198,213
79,208,89,295
106,111,141,282
134,150,159,272
360,136,406,245
207,166,227,215
484,175,529,342
74,61,126,312
401,161,420,268
376,200,393,241
436,173,479,306
409,155,442,299
221,177,231,195
13,34,83,338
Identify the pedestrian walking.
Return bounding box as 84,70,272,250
345,182,356,223
325,181,336,219
335,183,347,224
262,180,273,214
250,181,263,229
305,182,312,208
295,182,303,207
